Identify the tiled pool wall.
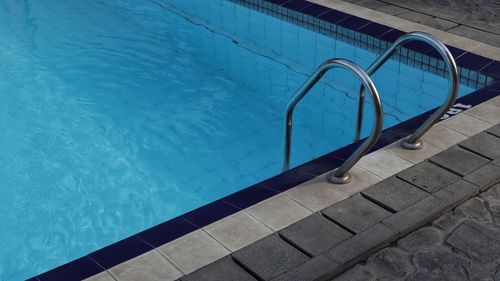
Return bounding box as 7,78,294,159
33,0,500,280
229,0,497,88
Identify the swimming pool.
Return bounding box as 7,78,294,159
0,0,492,279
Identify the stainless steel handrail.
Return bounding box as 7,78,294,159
354,31,459,149
283,59,383,184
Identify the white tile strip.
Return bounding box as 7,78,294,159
158,229,230,274
109,250,182,281
465,103,500,124
246,194,313,231
203,211,273,251
385,138,442,164
440,113,493,137
357,149,413,178
421,123,468,150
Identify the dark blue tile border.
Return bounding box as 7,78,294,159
33,0,500,279
37,256,104,281
223,184,279,209
88,236,154,269
136,217,198,248
181,200,241,228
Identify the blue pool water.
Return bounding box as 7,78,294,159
0,0,478,279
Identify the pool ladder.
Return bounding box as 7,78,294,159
282,31,459,184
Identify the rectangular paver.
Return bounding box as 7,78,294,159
246,194,312,231
397,161,460,193
158,230,230,274
488,123,500,138
385,139,442,164
181,256,257,281
464,164,500,190
203,211,272,252
465,104,500,125
232,234,309,280
322,194,392,234
326,223,398,269
279,214,352,256
382,195,448,236
460,132,500,160
429,146,489,176
376,5,410,15
285,175,350,213
270,255,340,281
433,180,480,207
398,11,458,30
361,177,428,212
421,124,468,150
109,250,182,281
440,113,492,137
357,149,413,178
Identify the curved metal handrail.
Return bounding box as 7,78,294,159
354,31,459,149
283,59,383,184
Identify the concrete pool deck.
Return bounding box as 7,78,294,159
341,0,500,47
75,1,500,281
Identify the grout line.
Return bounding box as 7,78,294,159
277,232,314,258
320,212,357,235
231,254,266,281
154,247,188,275
359,192,397,213
152,248,186,276
457,144,494,161
200,228,234,253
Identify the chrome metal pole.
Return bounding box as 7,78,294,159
354,31,459,149
283,59,383,184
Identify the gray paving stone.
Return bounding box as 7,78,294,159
181,257,257,281
376,4,410,15
397,161,460,193
361,177,428,212
494,157,500,168
454,197,494,225
279,214,352,256
365,247,413,279
334,264,377,281
480,184,500,226
398,11,458,30
464,163,500,190
322,194,392,234
397,226,443,252
270,255,339,281
326,223,398,269
429,146,489,176
432,210,466,232
382,195,448,236
447,219,500,267
353,0,388,9
412,247,490,281
433,179,480,208
488,123,500,138
448,24,500,46
382,0,500,37
405,271,452,281
232,234,308,280
460,132,500,160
